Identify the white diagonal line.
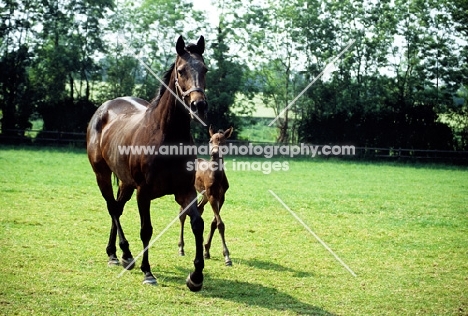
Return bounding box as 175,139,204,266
268,39,356,127
135,56,207,126
268,190,357,277
117,190,205,278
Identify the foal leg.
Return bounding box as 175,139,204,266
179,194,207,256
197,194,209,216
203,192,217,259
204,216,217,260
178,210,186,256
217,195,232,266
176,191,204,292
205,195,232,266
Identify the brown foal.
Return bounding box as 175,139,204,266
179,126,233,266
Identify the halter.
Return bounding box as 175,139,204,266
174,56,206,124
173,65,206,113
175,77,205,99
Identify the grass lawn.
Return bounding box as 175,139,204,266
0,146,467,315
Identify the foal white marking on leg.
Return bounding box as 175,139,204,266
117,190,205,279
268,189,357,277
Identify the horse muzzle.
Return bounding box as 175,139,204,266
190,99,207,120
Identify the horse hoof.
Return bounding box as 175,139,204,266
143,276,158,286
225,260,232,266
122,257,135,270
179,251,185,256
204,253,210,259
108,257,120,267
186,273,203,292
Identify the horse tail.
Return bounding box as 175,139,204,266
113,173,120,187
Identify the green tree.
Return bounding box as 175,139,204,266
185,0,256,140
29,0,114,132
296,0,463,149
201,22,248,140
0,0,37,137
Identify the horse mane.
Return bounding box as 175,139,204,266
149,62,175,107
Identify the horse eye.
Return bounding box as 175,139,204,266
177,67,186,75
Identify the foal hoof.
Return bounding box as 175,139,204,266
142,273,158,286
186,273,203,292
225,259,233,267
122,257,135,270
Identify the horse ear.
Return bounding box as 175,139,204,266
197,36,205,55
209,124,215,137
224,127,233,139
176,35,186,56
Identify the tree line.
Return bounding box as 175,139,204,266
1,0,467,150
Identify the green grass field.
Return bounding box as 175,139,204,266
1,146,467,315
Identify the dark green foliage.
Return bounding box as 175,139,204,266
299,104,455,150
0,0,466,151
201,26,243,140
37,98,97,133
0,45,34,136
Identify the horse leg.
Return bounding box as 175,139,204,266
115,183,135,270
106,180,120,267
176,191,204,292
94,169,134,269
217,195,232,266
107,214,119,266
107,185,123,265
178,210,186,256
137,187,157,285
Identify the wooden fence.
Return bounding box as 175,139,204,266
1,129,467,164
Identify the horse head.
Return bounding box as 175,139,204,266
175,35,208,120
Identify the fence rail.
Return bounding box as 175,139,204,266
1,129,467,164
0,129,88,147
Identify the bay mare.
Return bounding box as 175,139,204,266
86,36,208,291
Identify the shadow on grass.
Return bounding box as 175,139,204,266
201,277,335,315
241,258,315,278
162,266,332,315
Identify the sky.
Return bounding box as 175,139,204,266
191,0,220,27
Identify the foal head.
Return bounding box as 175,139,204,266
175,36,208,119
209,126,233,160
